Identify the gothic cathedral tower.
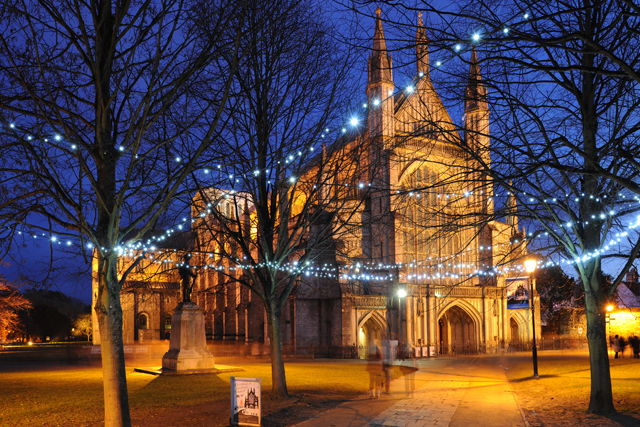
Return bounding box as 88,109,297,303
367,7,395,141
367,7,395,264
464,48,490,174
464,48,494,283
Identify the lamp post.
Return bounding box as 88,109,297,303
524,258,539,379
398,288,407,342
606,305,613,348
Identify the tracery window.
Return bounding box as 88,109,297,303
401,166,439,264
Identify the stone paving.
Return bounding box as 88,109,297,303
296,357,526,427
366,362,472,427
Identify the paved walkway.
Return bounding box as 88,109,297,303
296,356,526,427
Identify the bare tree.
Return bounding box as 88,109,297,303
0,1,250,425
343,0,640,413
187,0,368,398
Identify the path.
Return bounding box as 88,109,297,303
296,356,526,427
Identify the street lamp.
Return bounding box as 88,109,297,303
397,288,407,343
606,305,614,348
524,258,539,379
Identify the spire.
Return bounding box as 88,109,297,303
465,48,487,113
366,7,395,140
320,142,329,202
243,198,251,237
368,7,393,85
416,12,429,77
506,182,519,229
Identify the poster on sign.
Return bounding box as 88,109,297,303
230,377,261,426
506,277,530,309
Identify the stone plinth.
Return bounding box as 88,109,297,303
162,302,215,371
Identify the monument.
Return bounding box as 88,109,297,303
162,254,215,372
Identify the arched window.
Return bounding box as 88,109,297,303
401,167,440,264
138,313,149,330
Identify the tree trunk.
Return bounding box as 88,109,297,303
585,292,615,413
267,307,289,398
96,260,132,427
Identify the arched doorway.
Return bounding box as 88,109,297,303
510,317,519,344
438,305,477,355
358,311,387,359
509,312,527,345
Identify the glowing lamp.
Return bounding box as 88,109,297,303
524,259,537,273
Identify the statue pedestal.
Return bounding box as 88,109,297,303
162,302,215,372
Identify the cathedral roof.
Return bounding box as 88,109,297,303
393,74,462,144
122,228,195,251
393,75,420,112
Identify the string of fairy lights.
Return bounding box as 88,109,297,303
2,8,638,284
9,189,639,283
5,112,640,281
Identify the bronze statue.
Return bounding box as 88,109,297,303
178,254,197,303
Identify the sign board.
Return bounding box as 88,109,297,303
506,277,530,309
421,346,428,357
230,377,261,426
429,346,436,357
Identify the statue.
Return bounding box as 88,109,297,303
163,252,215,372
178,254,197,303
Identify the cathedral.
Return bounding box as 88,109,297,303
92,8,539,356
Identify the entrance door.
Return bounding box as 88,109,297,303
438,306,476,355
510,317,519,344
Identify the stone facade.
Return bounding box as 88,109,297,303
93,8,537,356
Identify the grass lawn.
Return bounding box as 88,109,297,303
505,354,640,427
0,360,403,427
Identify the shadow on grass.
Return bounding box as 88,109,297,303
261,397,347,427
510,374,564,382
597,412,640,427
130,373,230,408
